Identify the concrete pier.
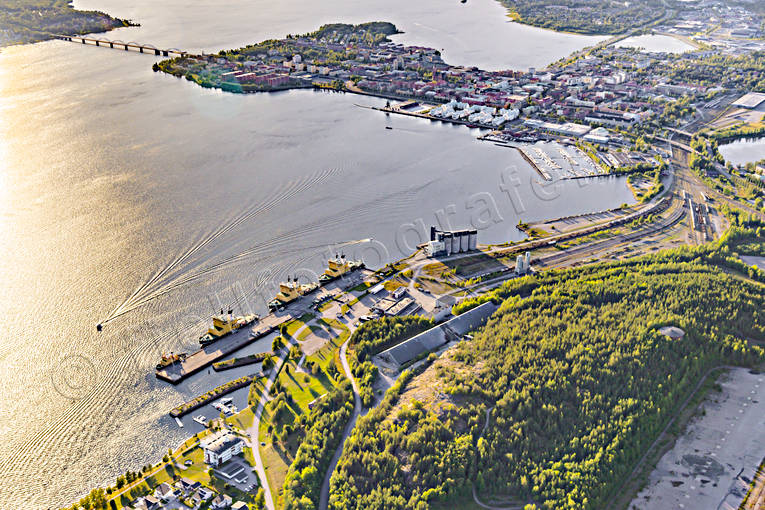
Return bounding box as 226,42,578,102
156,312,291,384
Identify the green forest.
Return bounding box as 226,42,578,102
328,226,765,510
347,316,434,406
0,0,129,46
499,0,666,35
282,380,354,510
349,316,434,362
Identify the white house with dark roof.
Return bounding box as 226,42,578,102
203,431,244,466
153,482,173,501
211,494,233,509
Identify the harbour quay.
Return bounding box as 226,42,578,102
156,313,291,384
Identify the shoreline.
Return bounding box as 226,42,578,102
0,8,137,48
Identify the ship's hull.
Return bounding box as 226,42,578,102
198,316,258,346
318,263,364,286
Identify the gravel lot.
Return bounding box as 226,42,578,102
631,368,765,510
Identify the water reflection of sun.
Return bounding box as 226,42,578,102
0,56,9,222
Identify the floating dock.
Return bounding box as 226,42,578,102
156,312,291,384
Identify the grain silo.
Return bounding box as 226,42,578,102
459,231,469,252
468,230,477,251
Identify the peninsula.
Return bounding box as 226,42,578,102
499,0,668,35
0,0,133,47
60,4,765,510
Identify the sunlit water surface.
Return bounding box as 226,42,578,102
0,0,628,506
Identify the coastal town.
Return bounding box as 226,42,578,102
34,1,765,510
156,1,765,191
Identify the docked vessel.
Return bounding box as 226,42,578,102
199,311,259,346
192,415,207,426
319,254,364,285
212,401,235,415
268,277,319,311
156,352,187,370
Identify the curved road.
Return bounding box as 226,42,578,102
318,338,362,510
247,342,293,510
470,407,528,510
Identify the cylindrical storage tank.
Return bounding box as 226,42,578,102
516,254,524,274
444,234,452,255
451,235,460,254
525,251,531,268
460,232,468,252
469,232,477,251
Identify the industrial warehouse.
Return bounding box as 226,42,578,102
376,301,498,368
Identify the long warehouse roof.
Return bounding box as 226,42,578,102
378,301,498,367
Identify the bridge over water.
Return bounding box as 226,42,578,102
57,35,187,57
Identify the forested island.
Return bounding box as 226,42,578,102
0,0,132,47
155,22,400,93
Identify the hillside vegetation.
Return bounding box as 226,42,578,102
499,0,666,35
328,225,765,510
347,316,434,406
282,380,354,510
0,0,130,46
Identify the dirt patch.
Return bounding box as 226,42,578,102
387,347,484,422
680,454,726,480
299,324,337,356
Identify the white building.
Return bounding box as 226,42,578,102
202,431,244,466
516,251,531,275
515,254,525,275
425,240,446,257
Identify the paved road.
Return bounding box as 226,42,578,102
318,338,362,510
401,195,671,282
666,135,764,222
247,343,292,510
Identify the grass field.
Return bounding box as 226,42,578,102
284,313,316,337
256,335,346,507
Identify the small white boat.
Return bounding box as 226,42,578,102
192,415,207,426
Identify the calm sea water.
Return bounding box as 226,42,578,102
614,34,695,54
0,0,626,506
719,136,765,167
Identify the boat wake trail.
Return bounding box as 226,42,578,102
99,167,339,326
